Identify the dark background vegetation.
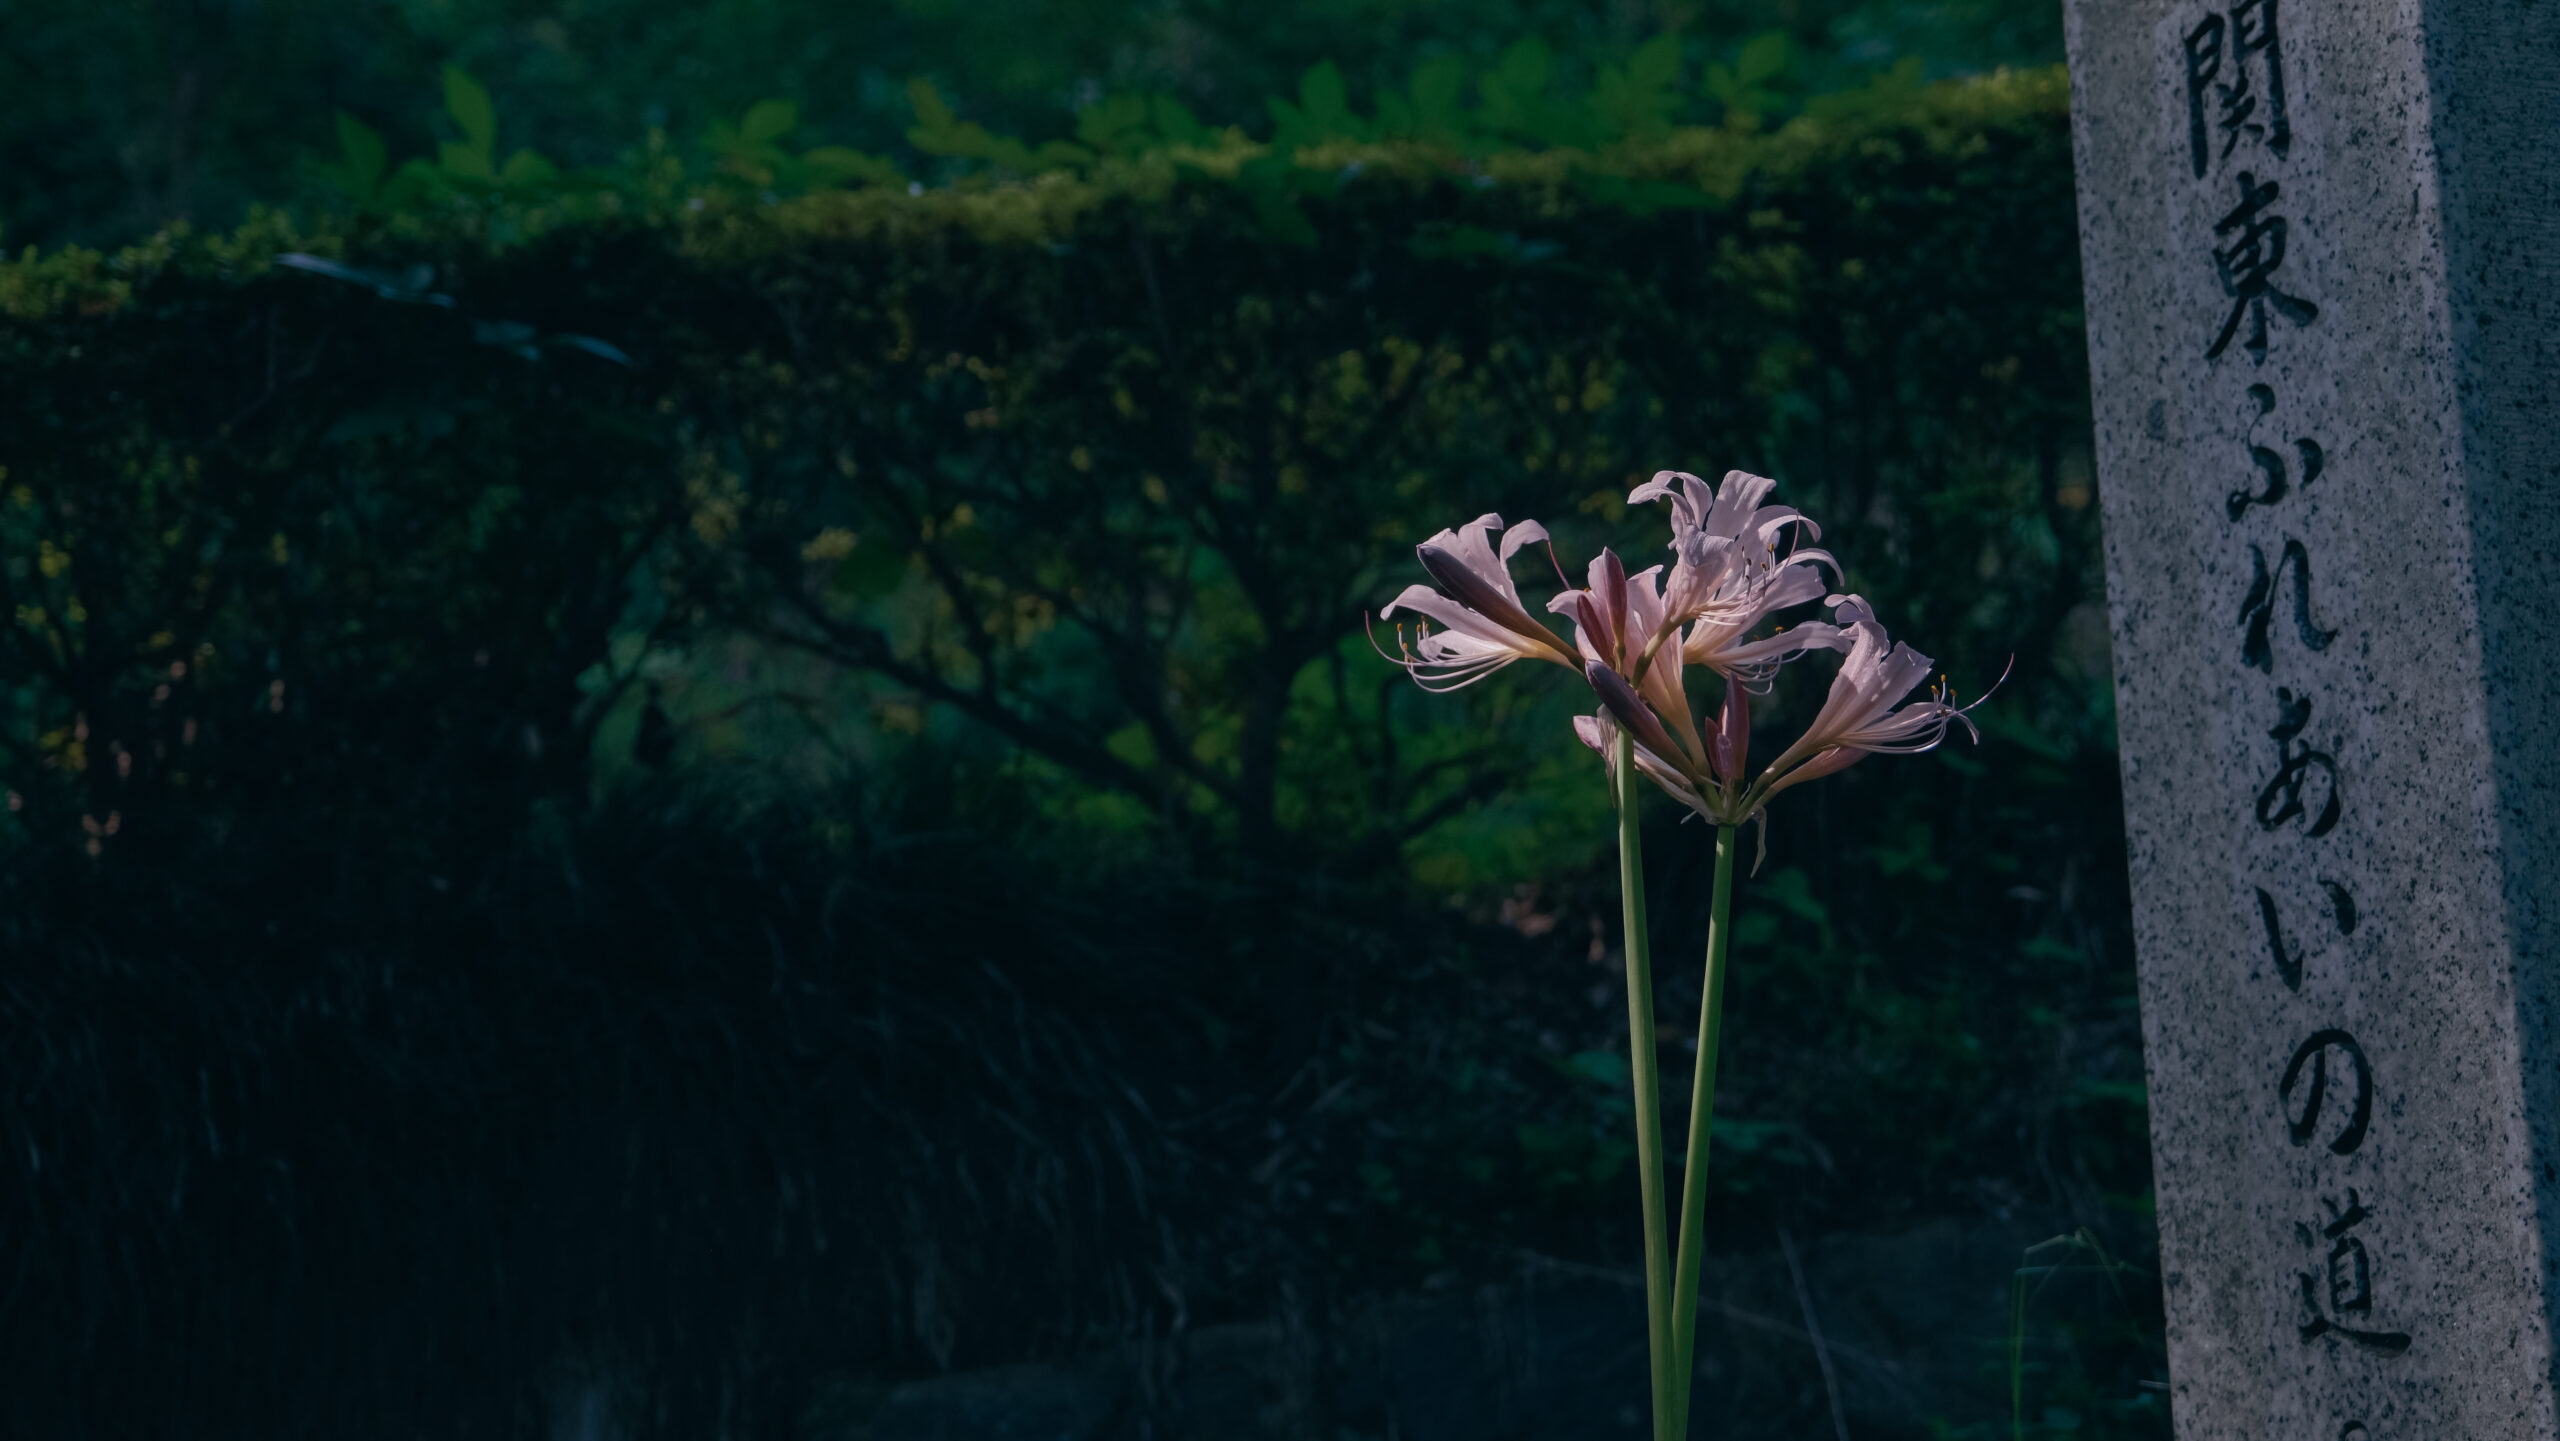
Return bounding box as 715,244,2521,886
0,2,2163,1437
2,0,2064,252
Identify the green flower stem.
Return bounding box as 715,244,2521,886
1668,821,1738,1438
1611,729,1677,1441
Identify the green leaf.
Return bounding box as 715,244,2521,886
905,76,1053,171
1737,30,1790,87
1073,93,1150,154
1805,57,1929,122
905,77,957,134
439,140,497,184
1566,1049,1630,1089
1264,97,1309,148
1869,822,1950,882
1148,95,1208,145
1478,39,1594,146
1235,158,1319,246
1591,32,1684,140
739,99,798,147
1630,31,1683,91
1704,31,1797,131
498,148,558,188
1758,865,1830,927
442,65,498,155
1295,60,1363,140
1373,92,1415,137
378,156,444,210
797,146,900,188
334,111,387,198
1490,38,1551,102
1407,53,1468,140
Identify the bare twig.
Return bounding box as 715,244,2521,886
1778,1226,1851,1441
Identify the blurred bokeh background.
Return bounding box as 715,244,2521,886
0,1,2164,1437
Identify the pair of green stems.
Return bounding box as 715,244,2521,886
1610,728,1738,1441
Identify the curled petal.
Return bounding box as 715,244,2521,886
1498,519,1552,564
1830,593,1881,630
1701,470,1780,540
1552,589,1612,663
1629,470,1715,532
1751,596,1992,798
1416,543,1558,653
1703,619,1853,693
1380,510,1581,684
1626,469,1691,509
1368,611,1529,692
1755,744,1867,803
1376,567,1575,690
1768,541,1839,584
1382,584,1527,648
1572,713,1611,757
1425,514,1517,597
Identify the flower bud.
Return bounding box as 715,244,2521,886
1710,680,1750,785
1596,548,1630,666
1585,661,1689,779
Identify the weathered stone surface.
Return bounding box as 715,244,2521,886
2064,1,2560,1435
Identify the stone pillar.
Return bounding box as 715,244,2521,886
2063,1,2560,1435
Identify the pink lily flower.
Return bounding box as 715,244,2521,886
1374,513,1581,690
1752,596,1990,802
1376,476,1985,836
1628,470,1846,687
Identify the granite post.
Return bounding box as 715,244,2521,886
2064,2,2560,1435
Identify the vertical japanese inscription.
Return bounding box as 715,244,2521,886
2209,172,2319,361
2166,0,2406,1428
2183,0,2292,178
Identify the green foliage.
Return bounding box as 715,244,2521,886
1591,32,1690,140
1707,30,1798,128
908,76,1094,172
0,0,2068,251
440,64,500,177
0,20,2064,268
1998,1232,2172,1441
328,113,389,205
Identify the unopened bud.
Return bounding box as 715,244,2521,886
1585,661,1687,776
1596,548,1629,665
1710,681,1750,784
